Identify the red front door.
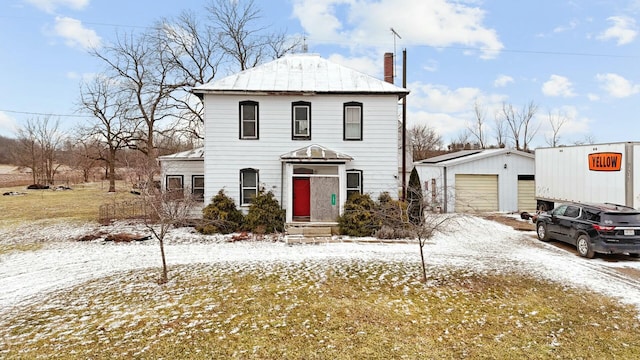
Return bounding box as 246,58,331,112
293,177,311,218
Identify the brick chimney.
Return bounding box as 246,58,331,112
384,52,394,84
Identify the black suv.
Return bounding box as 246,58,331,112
535,202,640,258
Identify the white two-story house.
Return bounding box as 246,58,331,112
165,53,408,224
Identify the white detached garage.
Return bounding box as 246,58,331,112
413,148,535,213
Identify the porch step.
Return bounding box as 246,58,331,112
284,234,332,245
285,222,337,237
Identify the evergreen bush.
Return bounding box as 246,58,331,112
244,189,285,234
197,189,244,234
338,193,378,236
407,168,424,225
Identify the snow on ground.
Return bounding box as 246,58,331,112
1,216,640,317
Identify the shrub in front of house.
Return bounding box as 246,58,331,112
197,189,244,235
374,192,414,239
338,193,379,237
244,189,285,234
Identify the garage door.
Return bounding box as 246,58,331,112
517,176,536,212
455,174,498,212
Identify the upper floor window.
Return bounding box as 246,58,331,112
240,168,259,205
344,102,363,141
192,175,204,201
240,101,259,139
292,101,311,140
346,170,362,199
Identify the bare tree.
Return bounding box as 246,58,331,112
499,101,539,151
376,171,458,282
14,117,64,184
493,114,507,148
141,180,196,284
155,11,222,141
544,110,568,147
573,135,597,145
90,29,185,183
409,123,443,161
207,0,301,71
448,130,480,151
62,138,102,183
468,100,487,149
78,75,134,192
90,0,301,151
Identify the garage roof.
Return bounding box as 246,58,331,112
416,148,534,166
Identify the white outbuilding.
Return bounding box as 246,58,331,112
413,148,535,213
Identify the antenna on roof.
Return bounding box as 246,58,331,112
302,34,308,53
390,28,401,80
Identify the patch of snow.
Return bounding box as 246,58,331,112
0,216,640,319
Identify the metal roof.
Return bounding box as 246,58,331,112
280,144,353,162
192,53,409,96
158,147,204,161
418,150,483,164
416,148,534,166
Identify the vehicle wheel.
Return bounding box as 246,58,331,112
629,253,640,258
576,234,595,258
536,222,550,241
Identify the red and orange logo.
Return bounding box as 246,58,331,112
588,152,622,171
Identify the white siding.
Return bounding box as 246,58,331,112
204,94,400,210
415,151,534,212
160,159,205,200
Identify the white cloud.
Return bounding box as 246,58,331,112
553,19,579,33
587,93,600,101
53,16,101,50
292,0,503,59
409,83,481,112
408,110,467,139
542,75,576,97
66,71,97,82
406,81,508,143
0,112,18,137
540,106,592,145
422,59,439,73
25,0,88,13
493,75,514,87
597,16,637,45
596,73,640,98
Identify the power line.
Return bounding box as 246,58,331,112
0,14,151,30
431,44,640,59
0,109,92,118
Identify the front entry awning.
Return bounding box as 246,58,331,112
280,144,353,163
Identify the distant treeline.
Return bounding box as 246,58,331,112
0,135,17,164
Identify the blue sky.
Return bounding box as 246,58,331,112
1,0,640,148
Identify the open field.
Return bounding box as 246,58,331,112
0,181,138,228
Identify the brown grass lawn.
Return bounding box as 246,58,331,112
0,181,138,228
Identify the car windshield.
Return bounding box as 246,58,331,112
602,213,640,225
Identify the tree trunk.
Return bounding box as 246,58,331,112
159,237,168,284
419,239,427,283
108,148,116,192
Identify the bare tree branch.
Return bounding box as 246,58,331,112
544,109,568,147
409,123,443,161
468,99,487,149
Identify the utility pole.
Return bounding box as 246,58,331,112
402,48,407,202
